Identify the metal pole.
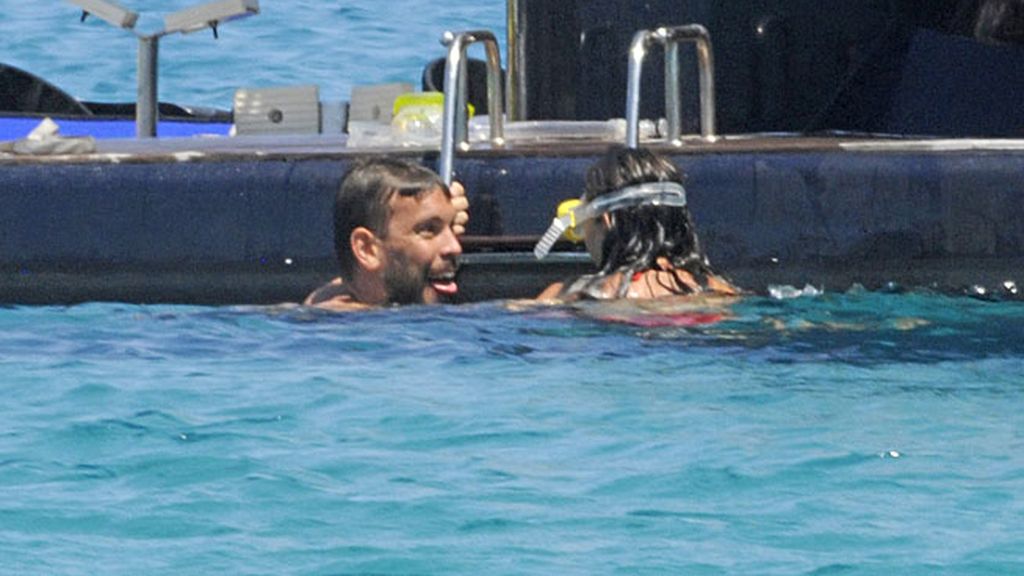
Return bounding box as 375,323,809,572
660,25,717,141
506,0,527,121
625,30,653,149
457,54,469,146
694,30,717,140
663,31,682,145
439,32,464,185
482,35,505,144
137,35,159,138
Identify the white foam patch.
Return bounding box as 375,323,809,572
768,284,823,300
172,151,205,162
96,153,133,164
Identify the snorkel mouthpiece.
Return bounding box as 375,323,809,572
533,214,570,260
559,199,585,242
533,182,688,259
532,198,585,259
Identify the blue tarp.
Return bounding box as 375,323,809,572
0,116,232,140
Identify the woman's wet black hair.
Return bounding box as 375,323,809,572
578,146,718,297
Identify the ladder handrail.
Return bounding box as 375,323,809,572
625,24,717,148
438,30,505,185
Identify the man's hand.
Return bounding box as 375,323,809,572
450,181,470,236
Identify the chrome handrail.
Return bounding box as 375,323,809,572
438,30,505,185
506,1,527,121
625,24,717,148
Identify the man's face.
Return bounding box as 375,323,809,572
379,186,462,304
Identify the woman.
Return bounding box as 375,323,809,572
536,146,738,301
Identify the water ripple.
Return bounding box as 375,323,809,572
2,293,1024,572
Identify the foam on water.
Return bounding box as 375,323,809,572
1,293,1023,574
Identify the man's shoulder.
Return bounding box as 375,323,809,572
304,277,372,311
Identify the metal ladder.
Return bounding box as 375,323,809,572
625,24,717,148
437,30,505,185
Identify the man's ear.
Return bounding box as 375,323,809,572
601,213,613,229
350,227,383,271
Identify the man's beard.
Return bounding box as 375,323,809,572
383,250,428,304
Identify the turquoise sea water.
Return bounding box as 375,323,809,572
0,1,505,110
2,292,1023,574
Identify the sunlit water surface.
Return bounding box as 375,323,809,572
2,292,1023,574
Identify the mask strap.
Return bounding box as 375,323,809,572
533,181,688,259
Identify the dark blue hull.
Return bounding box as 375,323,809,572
2,136,1022,304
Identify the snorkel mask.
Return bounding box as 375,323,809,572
533,181,688,259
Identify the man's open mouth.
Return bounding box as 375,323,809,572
428,271,458,296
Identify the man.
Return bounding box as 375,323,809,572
304,157,468,310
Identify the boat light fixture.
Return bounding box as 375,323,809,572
164,0,260,37
67,0,138,30
65,0,260,138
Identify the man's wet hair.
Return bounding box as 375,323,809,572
333,158,449,278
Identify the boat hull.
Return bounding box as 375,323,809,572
2,136,1023,303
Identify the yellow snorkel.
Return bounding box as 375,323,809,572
556,198,586,242
533,182,689,259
